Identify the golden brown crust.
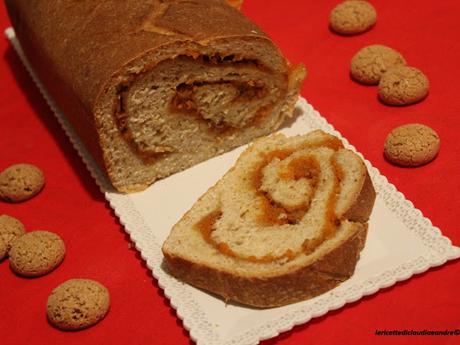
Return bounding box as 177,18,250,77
343,171,376,223
163,223,367,307
7,0,262,111
6,0,301,192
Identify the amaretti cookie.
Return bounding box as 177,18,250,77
378,66,429,105
47,279,110,330
0,163,45,202
330,1,377,35
351,45,406,85
384,124,440,166
9,231,65,277
0,214,25,260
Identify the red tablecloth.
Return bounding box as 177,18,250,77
1,1,459,344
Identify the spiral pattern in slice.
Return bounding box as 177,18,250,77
113,52,301,160
195,131,370,264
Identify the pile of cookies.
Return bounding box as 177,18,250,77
351,45,429,106
329,0,439,167
1,163,110,331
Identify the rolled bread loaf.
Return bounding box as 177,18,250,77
6,0,305,192
162,130,376,307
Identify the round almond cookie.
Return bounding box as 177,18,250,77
378,66,429,105
351,45,406,85
0,164,45,202
9,230,65,277
47,279,110,331
0,215,25,260
330,1,377,35
384,124,440,167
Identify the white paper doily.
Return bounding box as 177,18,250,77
6,27,460,345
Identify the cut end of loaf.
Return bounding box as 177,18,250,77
162,130,376,307
98,46,305,192
6,0,305,194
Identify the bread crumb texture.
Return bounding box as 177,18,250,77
0,214,25,260
9,230,65,277
378,66,429,105
330,1,377,35
351,45,406,84
0,164,45,202
47,279,110,331
384,124,440,166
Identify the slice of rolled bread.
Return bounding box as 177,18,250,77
162,130,376,307
6,0,305,192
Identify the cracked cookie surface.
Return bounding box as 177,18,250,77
384,124,440,166
9,230,65,277
330,1,377,35
351,45,406,84
0,214,25,260
378,66,429,105
47,279,110,330
0,164,45,202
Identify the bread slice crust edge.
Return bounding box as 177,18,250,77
163,222,368,308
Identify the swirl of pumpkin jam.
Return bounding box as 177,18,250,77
195,136,349,263
113,53,287,161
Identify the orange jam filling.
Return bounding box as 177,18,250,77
252,149,323,226
113,53,272,157
195,210,297,263
194,136,345,263
170,81,267,114
170,83,198,114
279,155,320,182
